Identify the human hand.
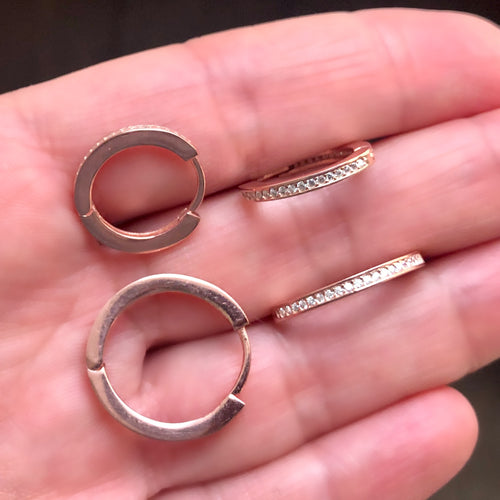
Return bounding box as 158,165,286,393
1,8,500,499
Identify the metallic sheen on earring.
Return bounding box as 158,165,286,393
274,253,424,319
239,141,373,201
74,125,205,253
86,274,251,441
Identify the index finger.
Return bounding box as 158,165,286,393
4,8,500,223
4,10,500,227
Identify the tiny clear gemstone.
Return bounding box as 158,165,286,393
362,274,372,284
334,286,344,296
278,308,286,318
388,264,397,274
292,302,300,312
326,172,335,182
353,278,363,289
307,296,316,306
285,305,292,315
299,300,308,310
325,289,334,300
262,190,270,199
317,175,326,184
298,181,307,192
371,270,381,281
269,188,278,198
255,191,263,201
379,267,389,279
278,186,287,197
343,282,354,292
307,179,316,189
394,262,404,272
315,292,325,303
288,184,297,195
356,158,366,168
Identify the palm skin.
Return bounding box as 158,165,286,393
1,8,500,499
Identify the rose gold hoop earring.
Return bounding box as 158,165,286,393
239,141,373,201
74,125,206,253
86,274,250,441
274,252,424,319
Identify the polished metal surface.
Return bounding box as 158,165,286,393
74,125,206,253
86,274,251,441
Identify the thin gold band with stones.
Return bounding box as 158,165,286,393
274,252,425,320
239,141,373,201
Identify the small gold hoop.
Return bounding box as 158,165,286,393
239,141,373,201
86,274,251,441
74,125,206,253
274,253,425,319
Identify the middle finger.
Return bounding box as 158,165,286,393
135,107,500,328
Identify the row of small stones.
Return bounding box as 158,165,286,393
81,125,189,164
242,157,369,201
275,255,424,319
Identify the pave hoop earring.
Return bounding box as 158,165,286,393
74,125,206,253
274,252,425,319
239,141,373,201
86,274,251,441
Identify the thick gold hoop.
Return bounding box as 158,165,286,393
86,274,250,441
74,125,205,253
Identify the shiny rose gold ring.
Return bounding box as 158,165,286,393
74,125,205,253
86,274,251,441
239,141,373,201
274,252,424,320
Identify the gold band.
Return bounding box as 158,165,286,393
239,141,373,201
86,274,251,441
74,125,206,253
274,253,425,320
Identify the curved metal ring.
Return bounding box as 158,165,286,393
74,125,206,253
86,274,251,441
274,252,425,319
239,141,373,201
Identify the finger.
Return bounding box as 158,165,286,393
154,388,477,500
1,241,487,496
135,107,500,328
41,106,500,367
5,9,500,223
3,10,499,287
107,239,497,488
4,103,499,372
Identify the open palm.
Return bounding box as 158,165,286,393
2,9,500,499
